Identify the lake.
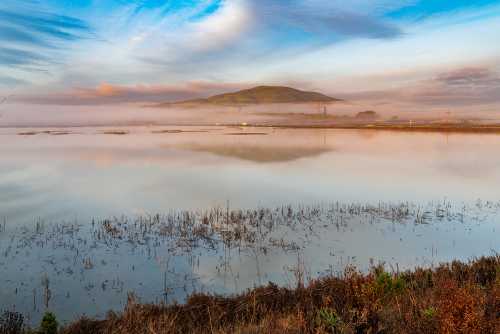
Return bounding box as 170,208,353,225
0,126,499,323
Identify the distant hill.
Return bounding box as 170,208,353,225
155,86,341,107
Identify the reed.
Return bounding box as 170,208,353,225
50,255,497,334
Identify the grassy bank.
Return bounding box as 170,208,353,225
3,255,493,334
2,256,498,333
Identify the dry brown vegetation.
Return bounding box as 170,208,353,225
55,256,500,334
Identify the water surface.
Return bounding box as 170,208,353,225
0,126,499,323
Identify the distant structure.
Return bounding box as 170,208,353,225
316,103,329,117
355,110,379,120
0,95,13,118
445,111,452,124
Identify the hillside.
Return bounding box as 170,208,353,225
156,86,341,106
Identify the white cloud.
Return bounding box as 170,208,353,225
190,0,253,52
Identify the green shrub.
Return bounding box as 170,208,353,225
374,270,406,295
422,306,436,319
317,308,341,332
39,313,58,334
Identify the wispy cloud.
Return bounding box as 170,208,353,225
0,47,50,66
137,0,404,71
435,67,500,86
421,67,500,105
0,75,26,86
0,1,93,79
253,1,403,39
0,8,90,42
341,66,500,107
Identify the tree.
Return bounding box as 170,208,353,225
39,312,58,334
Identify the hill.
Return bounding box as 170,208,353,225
156,86,341,107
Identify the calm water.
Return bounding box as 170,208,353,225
0,126,499,323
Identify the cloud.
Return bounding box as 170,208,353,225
3,0,500,113
0,8,91,45
0,75,26,86
0,47,50,66
0,2,93,76
340,66,500,107
419,67,500,105
14,66,500,108
136,0,254,67
253,1,403,39
16,81,249,105
435,67,500,86
190,0,253,52
136,0,404,72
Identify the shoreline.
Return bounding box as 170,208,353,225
244,123,500,134
47,255,499,333
3,123,500,134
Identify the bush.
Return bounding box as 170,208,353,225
0,311,24,334
374,269,406,295
422,306,436,319
317,308,341,333
39,313,58,334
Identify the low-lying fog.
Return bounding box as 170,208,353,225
2,102,499,128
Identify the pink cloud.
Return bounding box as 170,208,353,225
16,81,249,105
339,66,500,107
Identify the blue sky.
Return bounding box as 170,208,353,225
1,0,500,108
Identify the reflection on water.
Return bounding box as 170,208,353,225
176,143,332,162
2,126,500,222
0,126,499,323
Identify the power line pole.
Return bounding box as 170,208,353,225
0,95,13,118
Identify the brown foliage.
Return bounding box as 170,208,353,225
61,256,499,334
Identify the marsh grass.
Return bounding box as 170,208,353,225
1,200,498,332
55,255,499,334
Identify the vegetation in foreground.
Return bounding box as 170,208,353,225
2,256,498,334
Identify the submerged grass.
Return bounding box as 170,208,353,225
49,255,499,334
1,201,499,333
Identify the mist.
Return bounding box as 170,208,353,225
2,101,499,128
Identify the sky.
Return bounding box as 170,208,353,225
1,0,500,114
